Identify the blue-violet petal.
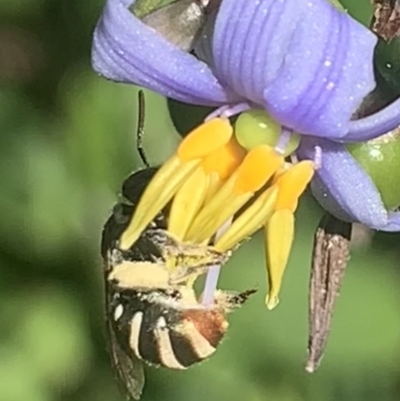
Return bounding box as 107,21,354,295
212,0,377,138
91,0,239,105
298,137,400,231
346,97,400,142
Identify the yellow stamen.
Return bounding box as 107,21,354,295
264,161,315,309
119,119,236,250
203,172,225,204
265,209,294,310
214,185,278,252
185,146,283,242
178,118,233,161
185,174,253,242
168,167,209,240
119,155,200,250
271,162,291,183
201,136,246,205
275,160,315,212
234,145,283,194
202,136,246,180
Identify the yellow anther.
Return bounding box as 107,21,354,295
177,118,233,161
275,161,315,212
168,167,209,240
272,162,291,183
265,209,294,310
203,172,225,204
185,173,253,243
202,136,246,180
119,155,200,250
234,145,284,194
186,145,283,242
214,185,278,252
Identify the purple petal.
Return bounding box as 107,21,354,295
212,0,377,139
213,0,304,104
91,0,239,105
385,211,400,231
345,97,400,142
298,137,400,232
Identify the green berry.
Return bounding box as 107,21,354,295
235,109,300,157
348,130,400,210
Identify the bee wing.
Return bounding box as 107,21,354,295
104,256,145,400
107,313,145,400
142,0,206,51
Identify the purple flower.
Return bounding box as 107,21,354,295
92,0,386,139
92,0,400,305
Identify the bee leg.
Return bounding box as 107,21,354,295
146,228,230,276
213,288,258,310
168,262,220,285
228,288,258,306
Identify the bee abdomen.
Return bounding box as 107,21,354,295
129,309,228,369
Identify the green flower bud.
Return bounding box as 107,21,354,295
347,129,400,210
235,109,300,157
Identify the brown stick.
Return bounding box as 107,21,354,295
306,213,352,373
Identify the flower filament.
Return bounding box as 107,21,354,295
119,110,315,309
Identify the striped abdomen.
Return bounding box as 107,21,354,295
110,287,228,369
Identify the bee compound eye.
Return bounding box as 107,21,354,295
112,203,131,225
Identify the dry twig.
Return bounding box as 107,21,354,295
306,214,352,372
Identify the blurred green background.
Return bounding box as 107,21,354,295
0,0,399,400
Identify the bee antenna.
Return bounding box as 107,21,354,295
136,90,150,168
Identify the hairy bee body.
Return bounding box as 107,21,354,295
108,273,233,369
102,168,254,399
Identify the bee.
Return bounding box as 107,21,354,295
134,0,223,52
101,91,255,399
